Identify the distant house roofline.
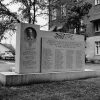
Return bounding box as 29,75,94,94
0,43,15,53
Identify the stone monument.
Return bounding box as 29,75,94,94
0,23,87,86
15,24,85,74
15,23,40,73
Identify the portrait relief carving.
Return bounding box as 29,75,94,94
24,27,37,47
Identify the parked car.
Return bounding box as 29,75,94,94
1,52,15,60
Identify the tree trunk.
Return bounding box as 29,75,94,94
29,14,31,24
48,0,51,30
33,0,36,24
76,27,80,34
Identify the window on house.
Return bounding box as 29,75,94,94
74,28,77,34
95,41,100,55
95,0,100,5
74,20,84,34
95,23,100,32
52,8,57,20
80,27,84,32
80,20,84,32
61,4,66,17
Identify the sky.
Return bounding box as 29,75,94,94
3,0,48,30
1,0,48,48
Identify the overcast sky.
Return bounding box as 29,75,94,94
3,0,48,30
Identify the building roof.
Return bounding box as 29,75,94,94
0,43,15,52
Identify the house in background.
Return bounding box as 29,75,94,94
49,0,76,33
85,0,100,61
49,0,100,62
49,0,100,37
83,0,100,37
0,43,15,55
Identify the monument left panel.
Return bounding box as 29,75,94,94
15,23,40,74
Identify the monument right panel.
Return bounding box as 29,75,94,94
41,33,85,73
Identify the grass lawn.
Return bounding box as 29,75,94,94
0,78,100,100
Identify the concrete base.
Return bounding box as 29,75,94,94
0,71,100,86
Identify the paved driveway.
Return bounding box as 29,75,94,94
0,60,100,72
0,60,15,72
85,63,100,71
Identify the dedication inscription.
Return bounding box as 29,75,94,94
22,27,37,69
41,33,85,72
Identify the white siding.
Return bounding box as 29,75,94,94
86,36,100,60
0,44,10,54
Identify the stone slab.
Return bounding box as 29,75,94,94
15,23,40,74
41,33,85,72
0,71,99,86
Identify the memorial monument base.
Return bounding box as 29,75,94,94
0,71,99,86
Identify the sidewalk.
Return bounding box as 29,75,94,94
0,60,15,72
85,63,100,71
0,60,100,72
